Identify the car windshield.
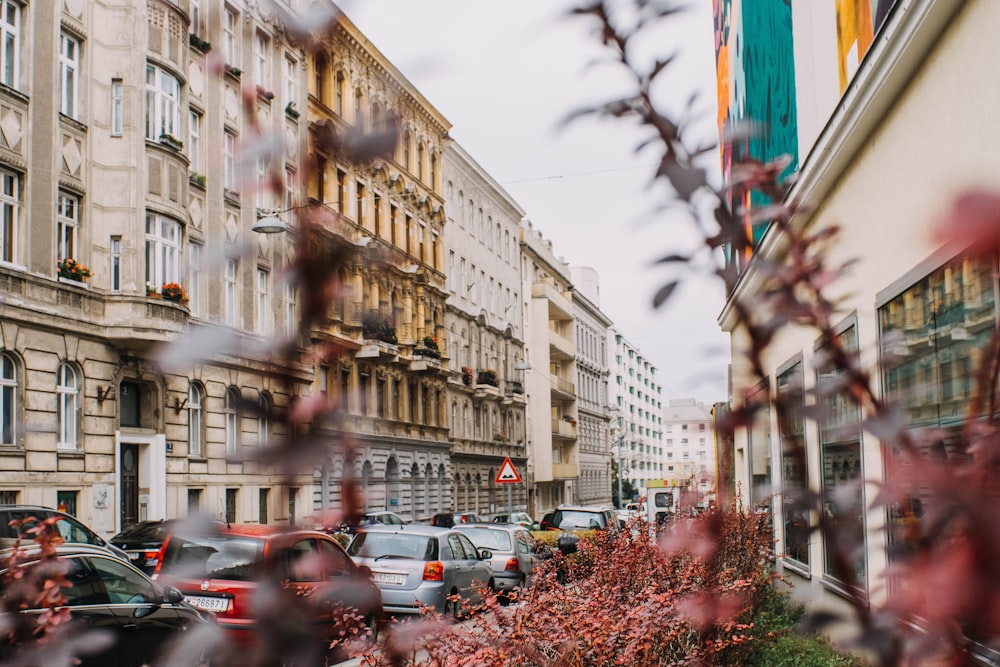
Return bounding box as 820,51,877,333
559,511,607,530
456,527,512,551
347,532,437,560
160,534,264,581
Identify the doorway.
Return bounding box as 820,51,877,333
120,444,139,527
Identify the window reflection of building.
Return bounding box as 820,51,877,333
777,360,808,567
878,254,998,581
817,322,866,590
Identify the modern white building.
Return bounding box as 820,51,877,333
717,0,995,652
608,329,665,495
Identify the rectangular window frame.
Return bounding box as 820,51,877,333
56,192,79,265
58,32,80,119
111,79,124,136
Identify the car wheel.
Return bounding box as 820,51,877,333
364,614,382,643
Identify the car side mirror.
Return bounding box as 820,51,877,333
165,585,184,604
478,549,492,560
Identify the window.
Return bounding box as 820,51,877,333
255,268,269,335
285,281,296,337
258,393,271,447
187,488,201,513
817,322,866,588
0,169,19,264
353,88,363,129
188,110,202,173
144,213,181,289
225,488,237,524
284,167,295,213
253,32,269,89
58,33,79,119
188,242,201,316
188,382,204,457
0,0,18,89
223,7,237,65
283,54,297,111
111,236,122,292
225,387,240,455
56,193,79,264
224,258,237,326
314,53,327,104
111,79,123,136
259,488,269,524
189,0,201,35
56,363,79,449
223,130,237,191
255,156,269,210
2,352,17,445
335,70,344,114
777,359,808,567
145,64,180,141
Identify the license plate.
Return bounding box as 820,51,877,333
126,551,142,560
184,595,230,613
372,572,405,585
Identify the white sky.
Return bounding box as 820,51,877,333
341,0,730,407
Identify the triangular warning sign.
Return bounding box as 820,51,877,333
495,457,522,484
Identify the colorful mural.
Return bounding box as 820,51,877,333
714,0,798,267
836,0,899,92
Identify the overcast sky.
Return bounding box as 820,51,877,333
341,0,730,407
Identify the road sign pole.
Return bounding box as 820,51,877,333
508,482,513,514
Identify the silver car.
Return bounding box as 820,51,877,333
347,525,495,618
454,524,537,594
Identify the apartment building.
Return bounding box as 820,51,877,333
569,266,613,507
663,398,715,496
306,6,453,521
520,223,577,516
442,142,528,515
0,0,318,535
717,0,992,640
608,330,664,491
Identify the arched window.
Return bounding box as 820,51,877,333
225,387,240,455
188,382,205,457
0,352,14,446
354,88,364,129
417,143,424,182
430,154,437,190
402,130,411,171
56,363,79,449
335,70,345,115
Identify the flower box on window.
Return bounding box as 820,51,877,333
161,282,188,304
256,85,275,102
189,33,212,53
285,101,300,120
57,258,91,282
159,134,184,151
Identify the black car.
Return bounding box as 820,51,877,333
0,543,214,667
430,511,482,527
0,505,129,562
109,519,178,575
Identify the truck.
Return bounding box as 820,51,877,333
640,480,681,526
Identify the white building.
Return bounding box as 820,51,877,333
570,266,613,507
608,330,665,495
663,399,715,496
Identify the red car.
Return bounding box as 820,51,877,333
153,524,382,661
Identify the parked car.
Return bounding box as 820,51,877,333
430,511,482,528
454,523,537,596
153,524,382,658
491,511,540,531
540,511,557,531
110,519,179,575
336,510,408,535
347,524,495,618
0,543,212,667
548,505,620,532
0,505,129,562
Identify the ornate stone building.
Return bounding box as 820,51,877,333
442,142,528,516
0,0,315,535
306,7,453,521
